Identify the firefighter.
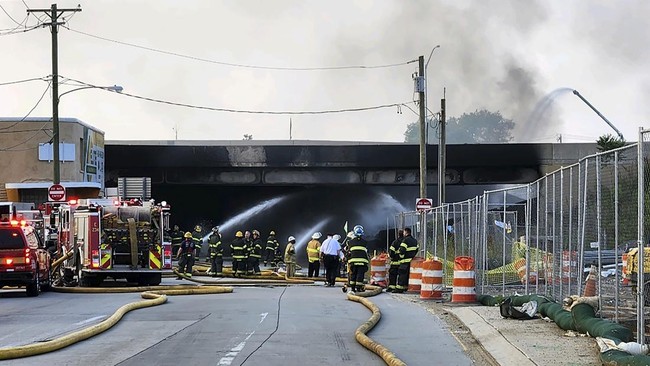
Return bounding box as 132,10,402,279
170,224,183,256
208,226,223,277
284,236,297,277
386,229,404,292
176,232,196,279
248,230,263,275
306,232,322,277
264,230,279,266
244,230,252,274
395,227,419,293
192,225,204,261
347,225,369,293
230,231,247,277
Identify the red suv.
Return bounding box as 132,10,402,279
0,220,51,296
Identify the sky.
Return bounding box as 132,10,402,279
0,0,648,143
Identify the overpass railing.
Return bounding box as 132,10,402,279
396,130,650,340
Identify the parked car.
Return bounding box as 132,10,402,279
0,220,51,296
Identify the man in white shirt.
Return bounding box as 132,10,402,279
320,233,342,287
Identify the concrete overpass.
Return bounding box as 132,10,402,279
104,140,598,245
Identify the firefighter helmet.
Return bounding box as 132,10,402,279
235,231,244,238
311,232,322,239
333,234,341,241
288,236,296,242
353,225,364,236
252,230,260,236
184,232,192,238
212,226,219,232
195,225,202,232
270,230,276,236
173,224,179,231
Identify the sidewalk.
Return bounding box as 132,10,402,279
401,295,602,366
451,305,602,366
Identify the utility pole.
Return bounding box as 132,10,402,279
418,56,426,199
28,4,82,185
438,90,446,206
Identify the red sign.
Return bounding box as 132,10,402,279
48,184,66,202
416,198,433,211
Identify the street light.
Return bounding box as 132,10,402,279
52,84,123,184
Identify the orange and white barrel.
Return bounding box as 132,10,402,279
514,258,537,284
452,256,476,303
407,257,425,293
561,251,577,284
420,259,443,300
370,253,389,287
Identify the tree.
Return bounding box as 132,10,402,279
403,109,515,144
596,133,626,152
243,134,253,140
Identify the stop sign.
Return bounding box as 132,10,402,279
48,184,66,202
415,198,433,211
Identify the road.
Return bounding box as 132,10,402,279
0,279,473,366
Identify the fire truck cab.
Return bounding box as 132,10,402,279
56,199,172,287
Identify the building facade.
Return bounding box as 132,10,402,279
0,117,104,204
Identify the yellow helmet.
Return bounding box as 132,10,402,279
184,232,192,238
235,231,244,238
195,225,202,232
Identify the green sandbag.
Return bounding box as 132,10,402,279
571,303,633,343
477,294,503,306
601,350,650,366
539,302,576,330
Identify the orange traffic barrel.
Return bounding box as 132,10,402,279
407,257,425,293
370,253,389,287
514,258,537,284
452,256,476,303
420,259,443,300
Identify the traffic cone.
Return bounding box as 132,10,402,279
583,265,597,297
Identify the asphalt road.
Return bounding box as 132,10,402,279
0,280,473,366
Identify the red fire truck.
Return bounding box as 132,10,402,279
54,199,172,287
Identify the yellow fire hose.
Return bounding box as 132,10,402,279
0,284,232,360
347,285,407,366
5,256,405,365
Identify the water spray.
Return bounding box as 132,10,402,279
294,217,332,251
203,196,288,240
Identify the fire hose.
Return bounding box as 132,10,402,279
2,257,406,365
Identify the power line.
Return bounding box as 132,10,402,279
0,76,48,86
0,81,51,132
63,76,414,116
0,3,24,26
0,123,50,151
0,23,43,36
64,27,417,71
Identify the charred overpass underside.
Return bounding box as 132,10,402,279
105,141,596,257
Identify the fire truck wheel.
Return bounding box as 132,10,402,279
26,269,40,297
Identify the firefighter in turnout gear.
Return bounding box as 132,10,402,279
230,231,247,277
386,229,404,292
208,227,223,277
264,230,280,266
177,232,196,279
244,230,252,274
284,236,297,277
347,225,369,293
306,232,322,277
248,230,263,275
170,225,183,256
191,225,204,261
395,227,419,293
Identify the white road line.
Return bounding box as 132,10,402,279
74,315,105,326
259,312,268,323
217,331,255,365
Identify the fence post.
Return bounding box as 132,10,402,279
525,184,531,294
569,166,574,298
596,154,603,314
614,150,619,323
637,127,645,345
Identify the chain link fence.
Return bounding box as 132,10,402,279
395,133,650,341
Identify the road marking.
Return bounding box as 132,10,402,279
74,315,105,326
259,312,268,323
217,331,255,365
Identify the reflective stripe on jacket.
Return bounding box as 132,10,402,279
306,239,321,263
230,238,247,260
389,236,403,265
347,237,369,265
399,235,419,264
250,238,263,258
208,233,222,257
266,236,279,251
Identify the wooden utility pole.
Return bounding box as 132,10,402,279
28,4,82,184
418,56,426,199
438,91,446,206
